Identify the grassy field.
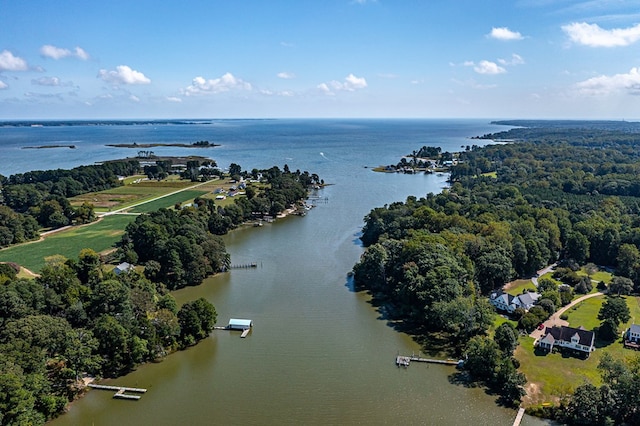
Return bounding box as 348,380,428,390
70,179,201,212
517,295,640,407
0,215,134,272
129,190,209,213
504,279,537,294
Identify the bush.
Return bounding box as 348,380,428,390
560,313,569,321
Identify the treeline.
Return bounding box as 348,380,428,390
119,208,230,290
0,251,217,425
117,164,318,290
0,161,139,247
353,123,640,407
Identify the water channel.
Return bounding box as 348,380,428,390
47,120,550,425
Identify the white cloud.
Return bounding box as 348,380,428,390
562,22,640,47
182,72,252,96
319,73,368,94
277,72,295,79
98,65,151,85
488,27,523,41
166,96,182,103
31,76,73,87
40,44,89,60
473,60,506,75
498,54,525,66
0,80,7,89
575,67,640,95
129,95,140,102
0,50,28,71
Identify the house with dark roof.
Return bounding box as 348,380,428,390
537,325,595,356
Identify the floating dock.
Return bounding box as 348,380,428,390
88,384,147,400
240,328,250,338
395,355,462,367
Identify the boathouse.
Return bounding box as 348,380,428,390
228,318,253,330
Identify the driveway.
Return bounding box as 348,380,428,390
529,291,604,340
531,263,557,287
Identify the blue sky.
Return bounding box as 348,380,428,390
2,0,640,119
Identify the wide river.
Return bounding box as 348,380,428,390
7,119,550,425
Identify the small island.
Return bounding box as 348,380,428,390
22,144,76,149
106,140,219,148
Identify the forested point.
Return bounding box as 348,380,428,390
354,122,640,419
0,159,320,424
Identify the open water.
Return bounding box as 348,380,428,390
0,120,549,425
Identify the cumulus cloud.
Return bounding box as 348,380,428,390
0,50,28,71
0,80,7,89
166,96,182,103
498,54,525,66
318,73,368,94
181,72,252,96
563,22,640,47
98,65,151,85
129,95,140,102
575,67,640,95
40,45,89,60
277,72,295,79
488,27,523,41
473,60,506,75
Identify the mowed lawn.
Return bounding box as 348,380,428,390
517,295,640,407
129,189,209,213
0,215,135,273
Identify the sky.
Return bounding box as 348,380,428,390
2,0,640,120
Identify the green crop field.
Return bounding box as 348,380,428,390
0,215,135,273
129,190,209,213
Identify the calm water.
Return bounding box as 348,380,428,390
1,120,549,425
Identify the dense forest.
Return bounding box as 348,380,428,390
354,121,640,413
0,253,217,425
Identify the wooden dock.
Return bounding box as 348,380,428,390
395,355,461,367
512,407,525,426
240,328,250,338
88,384,147,400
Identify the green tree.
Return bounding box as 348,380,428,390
598,296,631,326
494,322,519,356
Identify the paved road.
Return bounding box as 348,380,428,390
529,291,604,340
531,263,557,287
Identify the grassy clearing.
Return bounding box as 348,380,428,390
129,190,209,213
504,279,536,294
0,215,134,272
517,295,640,407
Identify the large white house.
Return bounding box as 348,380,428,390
489,291,541,313
537,325,595,356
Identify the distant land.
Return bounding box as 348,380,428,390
0,118,274,127
21,145,76,149
106,141,219,148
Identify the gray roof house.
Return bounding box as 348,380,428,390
489,291,541,314
624,324,640,349
114,262,134,275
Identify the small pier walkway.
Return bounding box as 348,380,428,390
395,355,462,367
512,407,525,426
88,384,147,400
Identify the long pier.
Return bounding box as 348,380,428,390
395,355,461,367
88,384,147,400
230,262,258,269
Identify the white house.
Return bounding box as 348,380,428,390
489,291,541,313
537,325,595,356
114,262,134,275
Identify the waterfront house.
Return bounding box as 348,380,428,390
537,325,595,356
489,290,541,314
